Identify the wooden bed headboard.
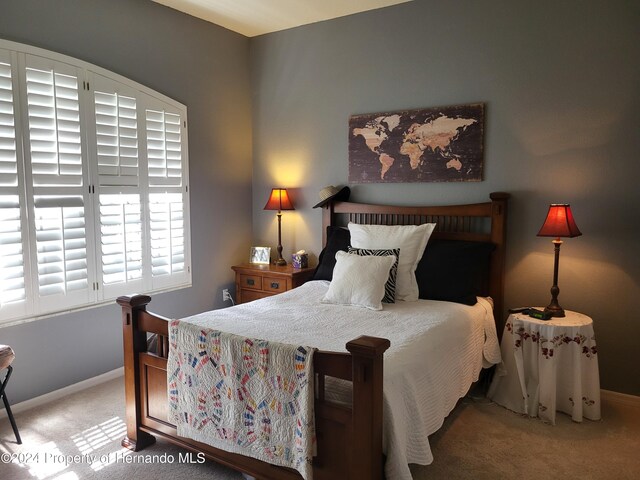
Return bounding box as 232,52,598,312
321,192,510,321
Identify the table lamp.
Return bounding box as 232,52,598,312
537,204,582,317
264,188,294,266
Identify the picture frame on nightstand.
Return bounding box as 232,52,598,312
249,246,271,265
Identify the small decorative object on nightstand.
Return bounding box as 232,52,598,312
249,246,271,265
232,263,314,304
488,309,600,425
291,250,308,269
537,203,582,318
264,188,295,266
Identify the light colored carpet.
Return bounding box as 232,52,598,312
0,377,638,479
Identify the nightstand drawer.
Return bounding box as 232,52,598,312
263,276,286,293
241,290,272,303
240,274,262,290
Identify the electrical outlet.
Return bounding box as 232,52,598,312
222,288,231,302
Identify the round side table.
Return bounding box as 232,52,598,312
487,310,601,424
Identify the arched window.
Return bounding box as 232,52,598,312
0,39,191,325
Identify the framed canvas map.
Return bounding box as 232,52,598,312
349,103,484,183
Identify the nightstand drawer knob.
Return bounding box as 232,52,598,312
239,274,262,290
270,282,279,289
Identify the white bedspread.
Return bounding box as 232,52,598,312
181,280,501,480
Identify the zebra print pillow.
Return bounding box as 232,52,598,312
348,247,399,303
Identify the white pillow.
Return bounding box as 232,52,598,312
322,251,396,311
348,222,436,301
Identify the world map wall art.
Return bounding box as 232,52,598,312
348,103,484,183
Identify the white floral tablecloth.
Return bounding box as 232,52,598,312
488,310,601,424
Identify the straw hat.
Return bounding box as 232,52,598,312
312,185,351,208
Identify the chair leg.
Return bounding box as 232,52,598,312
1,366,21,444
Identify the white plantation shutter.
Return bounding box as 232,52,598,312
25,59,83,187
0,40,190,325
23,56,93,312
0,196,25,307
94,87,139,186
149,192,185,276
0,193,29,318
145,102,189,290
33,196,90,311
0,58,19,187
97,192,143,298
0,52,29,319
89,74,146,298
146,109,182,185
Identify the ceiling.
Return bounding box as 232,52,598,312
152,0,413,37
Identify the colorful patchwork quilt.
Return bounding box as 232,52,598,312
168,319,316,479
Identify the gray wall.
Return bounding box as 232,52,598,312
1,0,638,403
250,1,640,394
0,0,253,403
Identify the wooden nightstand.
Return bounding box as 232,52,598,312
231,263,315,304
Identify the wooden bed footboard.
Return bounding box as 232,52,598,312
117,294,390,480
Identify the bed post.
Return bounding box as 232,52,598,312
117,294,156,451
321,202,335,247
489,192,510,330
346,335,391,480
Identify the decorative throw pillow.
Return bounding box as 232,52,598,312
321,251,396,311
313,226,351,281
415,239,496,305
348,247,399,303
348,222,436,302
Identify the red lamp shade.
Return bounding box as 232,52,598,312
264,188,294,211
537,204,582,238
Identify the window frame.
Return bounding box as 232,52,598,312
0,39,191,327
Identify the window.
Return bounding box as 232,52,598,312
0,40,191,326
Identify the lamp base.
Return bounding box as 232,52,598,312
544,304,565,318
274,211,287,267
545,240,565,318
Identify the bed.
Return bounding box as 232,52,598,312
117,192,509,480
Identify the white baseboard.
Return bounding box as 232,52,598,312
0,367,124,419
601,389,640,408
